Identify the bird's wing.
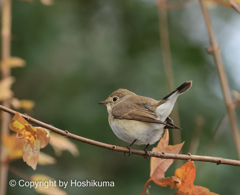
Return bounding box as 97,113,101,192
112,98,171,126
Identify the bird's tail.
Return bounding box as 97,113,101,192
162,81,192,100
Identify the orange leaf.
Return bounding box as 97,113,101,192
150,130,184,184
174,161,218,195
142,130,184,194
9,113,50,170
156,176,181,189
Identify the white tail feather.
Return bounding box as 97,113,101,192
156,92,179,121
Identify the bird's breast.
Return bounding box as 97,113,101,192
108,114,164,145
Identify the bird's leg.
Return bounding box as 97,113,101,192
124,139,137,157
143,144,149,159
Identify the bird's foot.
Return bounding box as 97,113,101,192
124,139,137,157
143,144,149,159
124,146,132,157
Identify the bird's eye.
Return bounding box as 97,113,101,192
113,97,118,102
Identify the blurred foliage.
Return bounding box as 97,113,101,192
3,0,240,194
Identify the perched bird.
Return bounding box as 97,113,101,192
99,81,192,154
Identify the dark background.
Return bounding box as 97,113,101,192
5,0,240,194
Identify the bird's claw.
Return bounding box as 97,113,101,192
124,146,132,157
143,148,148,159
143,144,149,159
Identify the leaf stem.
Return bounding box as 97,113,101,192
142,178,152,195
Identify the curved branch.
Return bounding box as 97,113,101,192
1,105,240,167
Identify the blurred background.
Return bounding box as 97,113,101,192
4,0,240,194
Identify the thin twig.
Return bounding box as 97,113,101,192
0,0,12,194
157,3,182,168
199,0,240,159
1,105,240,167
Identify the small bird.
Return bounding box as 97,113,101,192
99,81,192,155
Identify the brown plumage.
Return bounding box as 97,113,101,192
99,81,192,146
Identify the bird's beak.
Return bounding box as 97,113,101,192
98,100,108,105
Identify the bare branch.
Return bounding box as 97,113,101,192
1,105,240,167
0,0,12,194
199,0,240,159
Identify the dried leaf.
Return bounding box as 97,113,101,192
22,139,40,170
31,174,67,195
144,135,218,195
9,112,50,170
11,98,35,110
142,130,184,194
150,130,184,184
3,134,55,165
40,0,54,5
156,176,181,189
38,152,56,165
49,132,79,156
1,57,26,68
0,76,14,101
173,161,218,195
2,134,24,161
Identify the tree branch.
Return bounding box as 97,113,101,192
1,105,240,167
0,0,12,194
199,0,240,159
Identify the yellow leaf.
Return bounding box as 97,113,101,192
0,77,14,101
2,134,24,161
49,132,79,156
11,98,35,110
1,57,26,68
31,174,67,195
20,99,35,110
38,152,56,165
9,113,50,170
